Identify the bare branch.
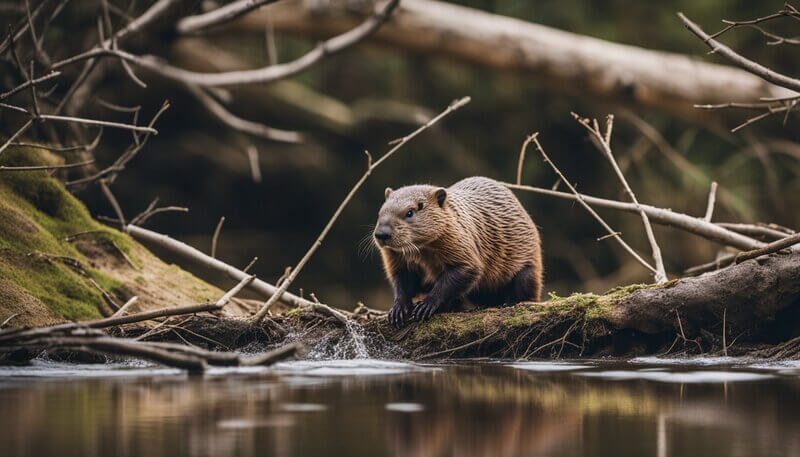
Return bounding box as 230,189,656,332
526,132,658,276
246,145,262,182
0,0,49,55
10,128,103,153
0,70,60,101
686,232,800,276
735,232,800,263
131,206,188,226
99,179,126,227
516,134,536,185
186,84,301,142
716,223,791,241
111,296,138,317
211,216,225,258
574,113,668,283
503,182,769,251
704,181,718,222
214,274,256,307
57,0,400,88
0,158,95,172
37,113,157,133
24,0,49,65
27,61,41,119
251,96,472,322
66,101,170,187
123,224,315,309
0,120,34,156
679,12,800,94
177,0,281,34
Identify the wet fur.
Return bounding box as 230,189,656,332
374,177,543,327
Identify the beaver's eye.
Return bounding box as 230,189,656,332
404,209,414,219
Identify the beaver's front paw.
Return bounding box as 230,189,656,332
388,301,411,328
412,299,440,322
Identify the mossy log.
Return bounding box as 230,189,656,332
362,252,800,359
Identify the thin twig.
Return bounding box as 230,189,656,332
716,222,790,241
0,159,95,172
37,113,157,133
10,127,103,152
527,133,658,275
574,113,667,283
66,101,169,186
24,0,49,65
0,119,34,156
112,296,139,317
734,232,800,263
246,145,262,182
27,61,42,119
99,179,126,227
124,224,314,309
0,70,60,101
61,0,401,88
185,84,301,143
679,12,800,93
704,181,718,222
177,0,280,34
211,216,225,258
722,307,728,356
502,182,768,251
675,308,703,353
516,134,537,185
251,96,471,322
216,275,256,308
419,330,500,359
1,313,22,328
242,256,258,273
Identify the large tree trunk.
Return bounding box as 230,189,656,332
228,0,793,121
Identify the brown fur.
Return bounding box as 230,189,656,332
374,176,542,327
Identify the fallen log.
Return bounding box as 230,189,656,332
230,0,795,120
356,251,800,359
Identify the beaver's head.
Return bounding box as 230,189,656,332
374,184,449,255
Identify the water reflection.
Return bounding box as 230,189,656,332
1,360,800,457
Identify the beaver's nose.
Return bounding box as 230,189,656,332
374,226,392,242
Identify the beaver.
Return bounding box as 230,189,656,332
373,176,542,328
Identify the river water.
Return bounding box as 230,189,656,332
1,357,800,457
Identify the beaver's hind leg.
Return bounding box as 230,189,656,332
468,264,537,307
507,264,538,303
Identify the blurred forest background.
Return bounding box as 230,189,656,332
2,0,799,310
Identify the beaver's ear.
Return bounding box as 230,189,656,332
434,188,447,207
384,187,393,200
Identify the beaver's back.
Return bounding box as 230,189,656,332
447,177,541,289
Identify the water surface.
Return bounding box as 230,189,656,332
2,358,799,457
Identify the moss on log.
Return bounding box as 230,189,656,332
0,146,224,328
368,253,800,359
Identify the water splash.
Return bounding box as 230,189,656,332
342,319,369,358
304,318,371,360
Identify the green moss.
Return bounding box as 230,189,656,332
286,306,303,317
540,284,659,320
88,269,125,296
0,250,103,320
410,282,664,342
411,311,487,342
0,146,136,321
